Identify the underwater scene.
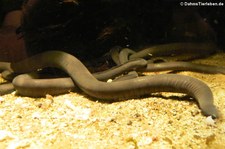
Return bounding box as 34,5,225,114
0,0,225,148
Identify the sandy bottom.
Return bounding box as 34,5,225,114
0,52,225,149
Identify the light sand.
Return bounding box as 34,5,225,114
0,52,225,149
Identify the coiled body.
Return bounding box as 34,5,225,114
10,51,219,117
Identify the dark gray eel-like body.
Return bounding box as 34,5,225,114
11,59,147,96
10,51,219,117
1,42,222,96
129,42,217,60
10,59,225,97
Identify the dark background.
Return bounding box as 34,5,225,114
1,0,225,60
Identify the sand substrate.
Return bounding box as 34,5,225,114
0,52,225,149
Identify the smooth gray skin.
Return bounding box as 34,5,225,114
11,59,147,96
129,42,217,60
10,45,225,97
0,83,14,95
10,51,219,118
141,62,225,74
111,46,225,76
10,48,225,97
